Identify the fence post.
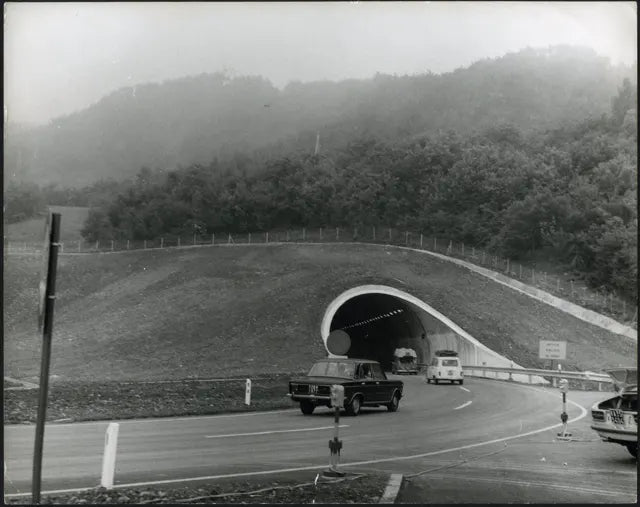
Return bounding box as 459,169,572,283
248,232,251,244
447,240,452,254
286,230,290,242
160,238,163,249
434,237,437,250
78,240,82,252
177,237,181,248
336,227,339,241
302,228,306,241
193,234,196,246
228,233,232,244
95,241,99,250
126,240,130,250
405,231,409,245
143,240,147,249
482,251,486,264
266,231,269,243
388,228,392,241
420,233,423,248
211,233,215,245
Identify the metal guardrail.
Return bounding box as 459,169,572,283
415,363,613,388
460,365,613,383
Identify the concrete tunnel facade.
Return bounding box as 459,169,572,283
320,285,543,383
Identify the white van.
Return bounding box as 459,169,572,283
426,350,464,385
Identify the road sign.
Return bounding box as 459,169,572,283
539,340,566,360
326,330,351,355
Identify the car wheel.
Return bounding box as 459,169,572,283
626,443,637,458
392,367,397,375
459,379,464,385
346,396,362,416
434,377,439,385
426,377,431,384
300,401,315,415
387,392,400,412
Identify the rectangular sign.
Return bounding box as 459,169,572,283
539,340,567,360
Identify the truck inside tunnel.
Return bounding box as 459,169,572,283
329,293,428,370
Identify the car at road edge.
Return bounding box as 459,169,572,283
590,367,637,458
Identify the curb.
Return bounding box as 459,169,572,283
379,473,403,504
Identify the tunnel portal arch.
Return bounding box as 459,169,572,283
320,285,518,372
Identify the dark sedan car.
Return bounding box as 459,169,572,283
288,358,403,416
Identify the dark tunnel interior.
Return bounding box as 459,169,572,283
329,293,427,370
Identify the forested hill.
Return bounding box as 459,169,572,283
5,45,636,187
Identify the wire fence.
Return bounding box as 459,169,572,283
4,226,638,327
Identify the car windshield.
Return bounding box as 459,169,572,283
442,359,459,366
308,361,355,378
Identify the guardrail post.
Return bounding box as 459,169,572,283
509,362,514,381
212,233,215,245
177,237,181,247
266,231,269,243
127,240,130,250
319,228,322,241
160,238,163,249
302,228,306,241
143,240,147,249
420,233,423,248
248,232,251,244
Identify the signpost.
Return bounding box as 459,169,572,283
32,212,61,504
324,385,345,477
557,379,572,440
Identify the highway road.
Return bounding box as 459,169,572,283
4,376,637,502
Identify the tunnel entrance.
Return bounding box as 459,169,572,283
328,293,427,370
321,285,541,382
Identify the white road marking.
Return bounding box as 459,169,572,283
3,385,591,497
392,277,406,284
205,425,349,439
454,401,472,410
459,386,471,393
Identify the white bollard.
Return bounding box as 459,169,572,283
245,379,252,406
100,423,120,489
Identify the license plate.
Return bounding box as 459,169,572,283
610,409,625,425
448,371,453,376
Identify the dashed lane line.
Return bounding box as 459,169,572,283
454,401,472,410
205,425,349,439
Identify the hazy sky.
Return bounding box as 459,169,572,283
4,1,637,126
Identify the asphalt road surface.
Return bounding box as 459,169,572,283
4,376,637,503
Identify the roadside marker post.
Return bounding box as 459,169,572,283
324,385,345,477
245,379,251,406
100,423,120,488
557,379,572,440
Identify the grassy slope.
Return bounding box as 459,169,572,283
4,243,636,383
4,206,89,242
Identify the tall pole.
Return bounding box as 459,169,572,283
32,213,61,504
